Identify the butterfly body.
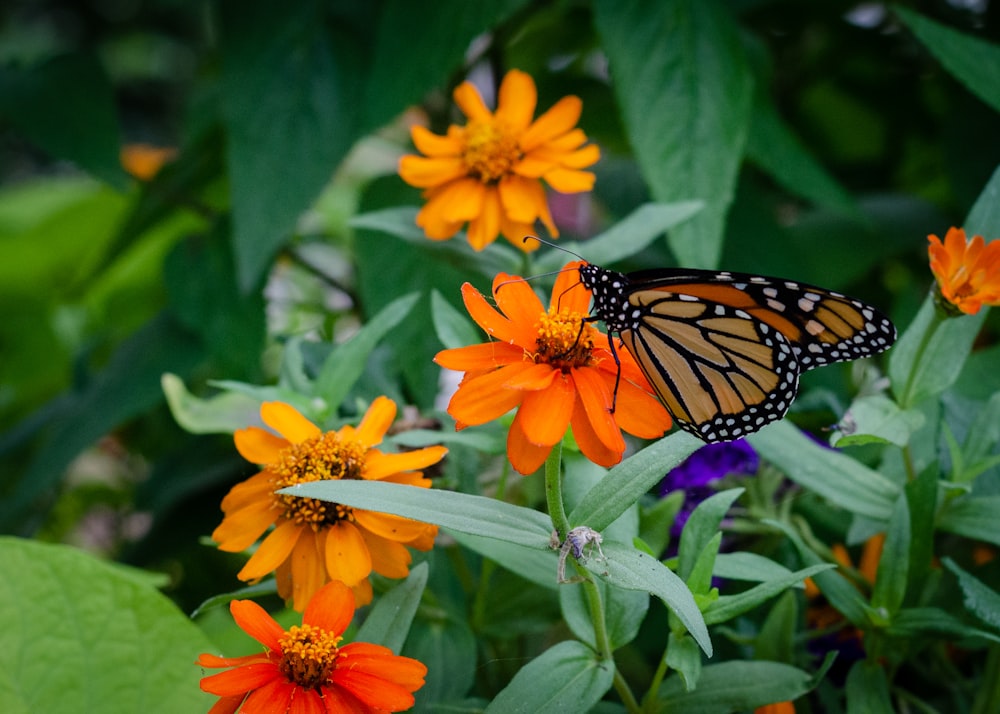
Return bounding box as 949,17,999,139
578,262,896,442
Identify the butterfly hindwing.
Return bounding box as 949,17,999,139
578,263,897,442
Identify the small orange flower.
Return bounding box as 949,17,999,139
927,227,1000,315
755,703,795,714
120,143,176,180
398,69,600,251
213,398,446,611
198,580,427,713
434,261,671,474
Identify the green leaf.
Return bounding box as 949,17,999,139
448,530,558,591
405,616,477,709
430,289,481,351
162,373,264,434
533,201,704,272
871,492,910,617
560,576,649,650
713,552,797,584
687,532,723,595
938,496,1000,547
767,520,870,627
639,491,685,558
593,0,753,269
830,395,925,448
220,0,367,289
282,480,553,549
746,92,858,216
904,463,938,604
942,558,1000,633
362,0,527,130
357,563,428,654
0,537,213,713
959,392,1000,482
756,590,798,663
703,564,834,625
314,291,420,409
895,6,1000,114
597,543,712,657
846,661,894,714
658,660,814,712
886,607,1000,645
0,54,128,188
664,631,702,692
678,488,744,581
569,431,702,533
749,421,899,521
484,640,614,714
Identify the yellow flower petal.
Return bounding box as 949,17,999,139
520,95,582,151
359,529,412,579
544,167,596,193
410,125,461,157
453,80,492,122
495,69,537,131
290,531,327,611
364,446,447,481
238,519,302,581
233,427,288,465
499,174,546,223
398,155,467,189
260,402,320,444
323,521,372,586
466,187,502,250
355,396,396,448
354,510,435,544
212,498,277,552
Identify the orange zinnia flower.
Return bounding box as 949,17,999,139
927,226,1000,315
120,143,177,181
213,398,446,611
434,261,671,474
755,703,796,714
198,580,427,713
398,69,600,251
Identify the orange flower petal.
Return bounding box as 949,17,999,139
434,341,524,371
213,499,277,552
611,376,672,438
359,528,412,578
467,186,501,250
288,687,325,714
415,198,464,240
410,125,461,157
502,362,558,391
492,273,545,330
447,365,529,425
495,69,537,131
572,366,626,453
501,214,547,246
569,394,624,468
460,282,521,344
337,643,428,688
453,80,492,122
354,509,434,544
234,427,289,465
261,402,321,444
520,95,582,151
200,662,282,697
242,679,295,712
290,530,328,611
323,521,372,587
364,446,447,481
544,167,597,193
398,155,467,189
238,519,302,581
230,598,285,650
553,143,601,170
198,652,270,669
515,373,575,446
303,580,355,635
355,396,396,448
433,176,486,223
506,422,552,474
499,174,547,223
318,686,370,713
551,261,591,313
220,471,274,513
329,669,418,712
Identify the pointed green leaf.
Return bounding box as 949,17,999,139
357,563,428,654
939,495,1000,547
703,564,834,625
713,552,797,584
871,492,910,617
658,660,814,711
886,607,1000,644
162,373,264,434
593,0,753,268
485,641,614,714
830,395,925,448
678,488,744,581
665,631,702,692
942,558,1000,633
846,661,894,714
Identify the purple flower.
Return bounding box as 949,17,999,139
658,440,759,537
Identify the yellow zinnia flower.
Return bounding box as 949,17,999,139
398,69,600,251
927,226,1000,315
212,398,446,611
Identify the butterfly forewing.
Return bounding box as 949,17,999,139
579,263,896,443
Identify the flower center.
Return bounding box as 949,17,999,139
535,308,595,370
462,119,522,183
272,433,367,530
278,624,342,690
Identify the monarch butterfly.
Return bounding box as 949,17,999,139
574,261,897,443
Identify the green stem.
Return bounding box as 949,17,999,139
544,443,570,538
641,644,671,712
972,644,1000,714
899,306,948,409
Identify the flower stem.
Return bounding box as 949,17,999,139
544,442,570,538
972,644,1000,714
898,304,947,409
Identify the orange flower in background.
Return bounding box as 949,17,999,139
398,69,600,251
755,703,796,714
213,398,446,611
198,580,427,713
927,227,1000,315
435,261,671,474
120,143,177,180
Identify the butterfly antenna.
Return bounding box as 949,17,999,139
522,236,588,262
495,267,578,291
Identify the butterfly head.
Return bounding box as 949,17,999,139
579,262,634,333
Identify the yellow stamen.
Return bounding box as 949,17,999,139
462,119,522,183
272,434,367,530
278,624,342,689
535,308,595,370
